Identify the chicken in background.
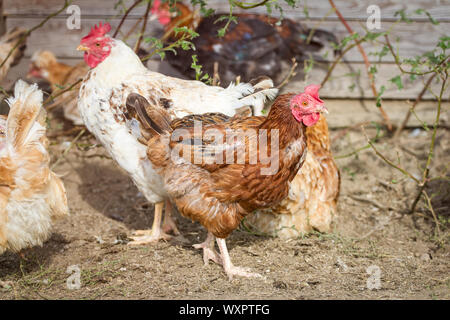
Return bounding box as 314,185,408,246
0,80,69,255
27,50,89,125
76,22,277,245
125,84,327,279
151,1,339,84
0,27,27,82
247,87,340,237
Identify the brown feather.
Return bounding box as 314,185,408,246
147,93,308,238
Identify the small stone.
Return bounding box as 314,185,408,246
420,253,431,262
94,236,105,244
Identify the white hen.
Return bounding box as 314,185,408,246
76,22,278,244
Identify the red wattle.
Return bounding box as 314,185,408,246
302,113,320,126
85,52,103,68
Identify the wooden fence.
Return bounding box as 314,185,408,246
1,0,449,126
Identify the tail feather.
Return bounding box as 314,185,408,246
238,88,278,107
125,93,172,139
227,76,278,116
6,80,45,149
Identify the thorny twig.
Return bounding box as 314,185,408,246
231,0,270,9
113,0,143,38
393,73,437,140
51,129,86,170
277,58,298,89
361,126,420,184
44,79,82,110
321,38,364,87
409,69,448,214
134,0,152,53
423,190,442,235
328,0,392,130
384,35,449,76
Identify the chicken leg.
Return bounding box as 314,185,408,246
162,200,180,235
129,201,172,244
216,238,263,280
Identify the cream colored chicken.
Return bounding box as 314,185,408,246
247,115,340,238
0,27,27,81
0,80,69,254
28,50,88,125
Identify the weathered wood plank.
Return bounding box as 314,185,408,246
4,0,450,21
6,17,160,59
1,56,446,126
1,56,445,102
282,61,444,100
324,99,448,129
6,16,448,64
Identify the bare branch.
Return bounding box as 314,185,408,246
113,0,143,38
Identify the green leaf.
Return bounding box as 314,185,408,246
415,8,440,25
376,85,385,107
364,31,387,41
394,9,412,23
217,27,226,37
390,75,404,90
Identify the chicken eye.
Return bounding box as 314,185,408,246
96,43,101,47
302,101,308,106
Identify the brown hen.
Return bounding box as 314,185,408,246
126,85,326,279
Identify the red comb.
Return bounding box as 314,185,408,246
83,22,111,41
304,84,323,103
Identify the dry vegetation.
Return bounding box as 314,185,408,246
0,0,448,299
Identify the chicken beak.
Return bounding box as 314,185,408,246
317,105,328,114
77,45,89,51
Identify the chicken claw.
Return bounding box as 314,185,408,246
193,232,221,265
216,238,263,280
128,232,172,245
223,265,263,281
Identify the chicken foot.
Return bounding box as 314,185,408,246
193,231,222,265
129,201,173,244
216,238,263,280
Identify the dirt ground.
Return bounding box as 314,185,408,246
0,110,449,300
